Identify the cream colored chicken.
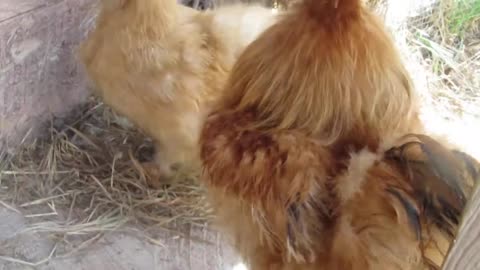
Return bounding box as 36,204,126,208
79,0,278,186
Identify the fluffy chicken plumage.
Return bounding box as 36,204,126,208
79,0,278,186
199,0,479,269
201,109,479,270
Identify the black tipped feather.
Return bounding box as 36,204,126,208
386,134,479,240
387,187,421,240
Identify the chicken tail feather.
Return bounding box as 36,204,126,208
385,134,479,238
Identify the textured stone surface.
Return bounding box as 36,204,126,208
0,0,93,152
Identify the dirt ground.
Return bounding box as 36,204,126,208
0,207,241,270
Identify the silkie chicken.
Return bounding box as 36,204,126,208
79,0,278,187
199,0,480,269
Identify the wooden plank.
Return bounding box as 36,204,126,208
443,184,480,269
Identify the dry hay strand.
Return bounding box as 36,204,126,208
180,0,290,10
398,0,480,160
0,97,212,250
365,0,390,17
405,0,480,117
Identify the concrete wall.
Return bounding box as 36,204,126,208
0,0,94,152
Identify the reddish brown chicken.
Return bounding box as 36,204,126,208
202,112,479,269
199,0,479,269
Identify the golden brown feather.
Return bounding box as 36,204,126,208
218,0,423,144
199,0,478,269
201,111,479,269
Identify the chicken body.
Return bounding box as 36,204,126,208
202,109,479,269
199,0,479,269
79,0,278,186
